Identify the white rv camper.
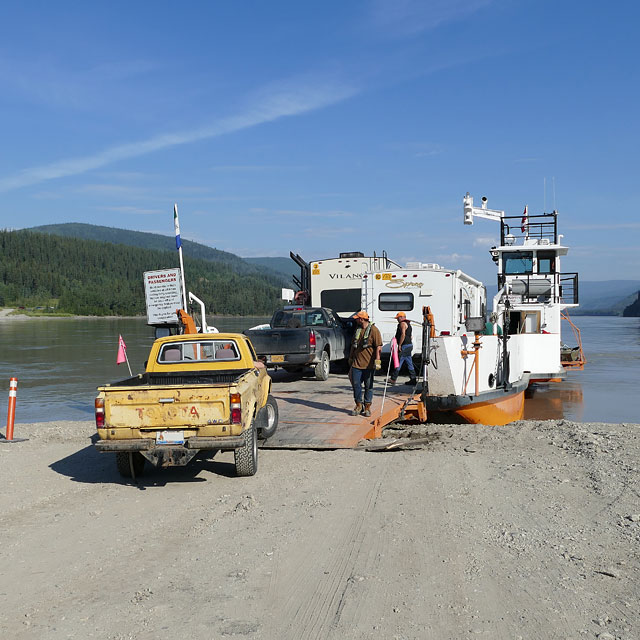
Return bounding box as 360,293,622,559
303,252,401,317
361,263,487,353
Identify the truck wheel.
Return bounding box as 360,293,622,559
234,421,258,477
116,452,145,478
314,350,330,381
259,395,279,439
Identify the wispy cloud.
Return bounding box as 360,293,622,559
268,209,355,219
436,252,474,263
301,226,358,237
566,222,640,231
0,57,157,110
0,76,358,193
208,165,308,172
95,205,164,215
369,0,492,38
473,235,497,248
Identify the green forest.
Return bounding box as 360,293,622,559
0,229,286,316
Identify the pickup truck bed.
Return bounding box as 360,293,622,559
244,307,353,381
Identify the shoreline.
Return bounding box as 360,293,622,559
0,308,272,322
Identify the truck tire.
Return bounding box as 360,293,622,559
314,349,330,381
116,451,145,478
259,395,279,439
234,421,258,477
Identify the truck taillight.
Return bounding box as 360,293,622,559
230,393,241,424
95,397,105,428
309,330,316,349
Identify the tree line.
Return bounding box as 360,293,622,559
0,230,284,316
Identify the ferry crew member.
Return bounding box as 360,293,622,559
349,310,382,417
388,312,417,386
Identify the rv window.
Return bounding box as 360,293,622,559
503,251,533,275
320,288,361,313
378,292,414,311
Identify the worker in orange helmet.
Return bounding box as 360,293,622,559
388,312,417,386
348,310,382,417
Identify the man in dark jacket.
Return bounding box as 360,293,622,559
349,310,382,417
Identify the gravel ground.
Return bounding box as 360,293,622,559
0,418,638,640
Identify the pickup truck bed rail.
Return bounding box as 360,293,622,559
106,370,252,387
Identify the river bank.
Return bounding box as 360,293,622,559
1,418,638,639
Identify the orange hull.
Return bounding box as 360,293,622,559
452,390,525,426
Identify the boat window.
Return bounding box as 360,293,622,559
378,292,414,311
537,251,556,274
158,340,240,363
503,251,533,275
320,288,361,313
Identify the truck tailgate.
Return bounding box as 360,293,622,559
244,329,311,356
105,385,229,429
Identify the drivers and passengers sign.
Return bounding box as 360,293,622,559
144,268,183,325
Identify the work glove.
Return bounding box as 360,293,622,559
375,359,381,371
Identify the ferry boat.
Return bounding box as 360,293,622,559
462,193,585,382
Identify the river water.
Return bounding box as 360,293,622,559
1,315,638,425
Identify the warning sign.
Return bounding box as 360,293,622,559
143,268,183,325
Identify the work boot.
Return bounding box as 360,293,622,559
387,378,396,385
363,403,372,417
407,378,417,386
351,402,362,416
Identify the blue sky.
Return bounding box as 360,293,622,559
1,0,638,283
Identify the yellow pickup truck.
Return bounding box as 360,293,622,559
94,333,278,479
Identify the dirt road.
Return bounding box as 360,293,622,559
1,419,638,639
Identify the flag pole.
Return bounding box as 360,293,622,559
174,203,188,311
124,350,132,377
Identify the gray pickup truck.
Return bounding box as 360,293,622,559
244,307,353,381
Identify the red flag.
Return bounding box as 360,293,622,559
521,205,528,233
116,335,127,365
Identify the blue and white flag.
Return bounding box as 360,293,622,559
173,203,182,250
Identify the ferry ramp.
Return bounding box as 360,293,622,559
261,369,424,449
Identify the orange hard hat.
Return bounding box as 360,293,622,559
395,312,406,319
353,310,369,320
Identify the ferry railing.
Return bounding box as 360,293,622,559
559,273,579,305
497,272,579,305
500,212,557,245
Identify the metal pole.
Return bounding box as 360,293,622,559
5,377,17,440
174,204,188,311
379,345,394,417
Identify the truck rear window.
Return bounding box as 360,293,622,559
272,310,326,328
158,340,240,363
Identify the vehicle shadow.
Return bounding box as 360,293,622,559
50,445,239,487
273,394,353,415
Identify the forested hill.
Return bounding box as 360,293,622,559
29,223,293,283
0,229,282,316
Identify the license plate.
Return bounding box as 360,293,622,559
271,355,285,363
156,430,184,445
